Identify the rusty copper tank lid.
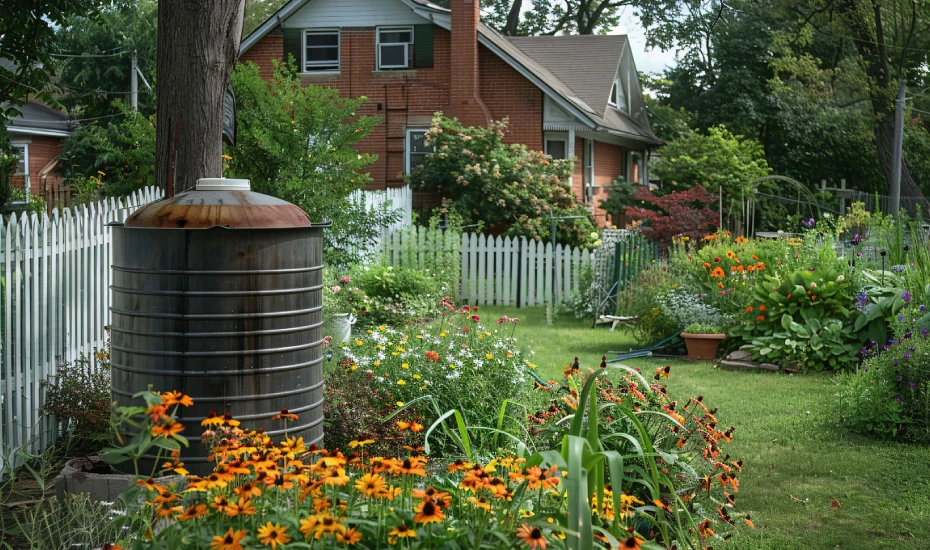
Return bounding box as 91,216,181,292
124,179,317,229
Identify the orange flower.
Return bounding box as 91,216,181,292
759,305,766,312
396,421,411,431
272,408,299,421
516,524,547,549
755,315,765,321
210,528,247,550
413,499,446,523
745,306,753,313
410,421,424,433
702,262,711,268
619,536,645,549
151,421,185,438
735,236,748,243
161,391,193,407
425,350,440,362
257,522,291,549
709,267,725,278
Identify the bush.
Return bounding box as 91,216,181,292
616,264,679,346
409,114,598,248
624,185,719,244
350,263,445,325
331,306,536,454
42,348,112,452
0,126,17,210
840,304,930,442
563,263,598,320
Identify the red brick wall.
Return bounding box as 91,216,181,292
479,46,542,150
240,29,545,190
571,136,584,201
12,135,65,196
593,140,624,227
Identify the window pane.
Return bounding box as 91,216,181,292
610,83,617,105
409,131,433,154
547,140,566,160
380,44,407,67
12,145,26,174
380,30,412,44
306,47,339,63
305,32,338,46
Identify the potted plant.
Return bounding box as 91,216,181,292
322,279,367,343
681,323,726,360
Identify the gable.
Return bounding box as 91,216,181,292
282,0,429,29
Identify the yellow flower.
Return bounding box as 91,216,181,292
350,364,358,370
373,360,381,367
379,325,386,331
397,379,406,386
355,339,363,346
413,374,421,380
416,334,424,339
485,353,494,360
388,524,417,543
402,363,409,369
396,401,404,407
221,154,232,160
439,332,447,337
256,522,291,549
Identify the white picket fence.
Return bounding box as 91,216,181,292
0,187,162,469
349,185,412,227
380,226,596,307
460,233,594,307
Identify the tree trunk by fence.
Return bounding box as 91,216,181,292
155,0,245,194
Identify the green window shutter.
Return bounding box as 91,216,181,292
282,28,303,69
413,24,434,69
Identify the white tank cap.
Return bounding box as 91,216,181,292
195,178,251,191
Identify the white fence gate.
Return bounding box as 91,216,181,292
0,187,162,468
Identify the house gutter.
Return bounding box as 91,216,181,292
7,126,73,138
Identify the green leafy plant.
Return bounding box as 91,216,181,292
41,348,112,453
408,114,597,248
683,322,722,334
751,314,860,371
350,263,444,325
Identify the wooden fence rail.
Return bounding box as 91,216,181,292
0,187,162,469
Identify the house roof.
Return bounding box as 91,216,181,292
5,100,74,137
239,0,659,146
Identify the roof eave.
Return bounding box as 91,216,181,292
7,126,73,138
239,0,312,54
595,126,662,146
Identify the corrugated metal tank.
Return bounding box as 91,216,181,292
110,179,328,473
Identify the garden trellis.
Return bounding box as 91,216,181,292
0,187,162,470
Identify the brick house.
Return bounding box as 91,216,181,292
239,0,660,226
4,101,74,201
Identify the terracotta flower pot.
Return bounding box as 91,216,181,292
681,332,726,360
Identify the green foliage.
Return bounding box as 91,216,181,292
350,263,444,325
321,275,369,316
0,0,107,120
616,264,679,346
228,60,395,266
482,0,626,35
59,101,156,199
53,0,158,118
0,127,17,210
387,219,463,301
841,318,930,443
8,187,47,217
597,179,640,221
41,350,111,452
100,389,190,477
683,322,721,334
564,263,598,320
652,126,770,201
408,114,597,248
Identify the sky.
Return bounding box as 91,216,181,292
612,8,678,76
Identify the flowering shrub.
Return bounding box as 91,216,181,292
840,303,930,442
408,114,597,247
349,263,445,325
322,277,368,316
42,347,112,451
327,302,535,453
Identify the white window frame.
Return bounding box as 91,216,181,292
405,128,433,174
11,142,30,201
377,26,414,70
583,138,594,204
545,134,568,160
608,75,627,113
302,29,340,73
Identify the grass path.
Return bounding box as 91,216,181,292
480,305,930,550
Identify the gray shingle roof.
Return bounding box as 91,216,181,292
7,101,74,133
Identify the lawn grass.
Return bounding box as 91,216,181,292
480,305,930,550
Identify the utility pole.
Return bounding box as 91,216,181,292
889,80,905,217
130,50,138,111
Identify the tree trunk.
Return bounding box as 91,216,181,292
503,0,522,35
155,0,245,195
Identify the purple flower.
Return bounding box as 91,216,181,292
892,265,905,273
896,397,902,403
923,328,929,336
921,304,926,312
899,315,906,322
904,353,911,359
902,291,912,303
856,251,863,257
809,267,816,272
909,382,916,388
802,218,815,228
855,291,869,309
852,233,861,245
893,360,899,366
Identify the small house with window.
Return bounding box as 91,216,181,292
240,0,660,226
3,101,74,202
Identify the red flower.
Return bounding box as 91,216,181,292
425,351,440,362
471,315,480,322
755,315,765,321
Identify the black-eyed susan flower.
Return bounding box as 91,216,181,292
354,472,386,497
413,499,446,523
256,521,291,549
209,528,246,550
516,524,546,549
387,523,416,543
161,390,193,407
272,408,299,421
177,503,207,521
619,534,644,549
338,527,362,545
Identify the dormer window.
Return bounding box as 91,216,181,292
608,79,627,113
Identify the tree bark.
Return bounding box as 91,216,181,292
155,0,245,194
503,0,522,35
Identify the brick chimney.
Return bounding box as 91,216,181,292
449,0,491,127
